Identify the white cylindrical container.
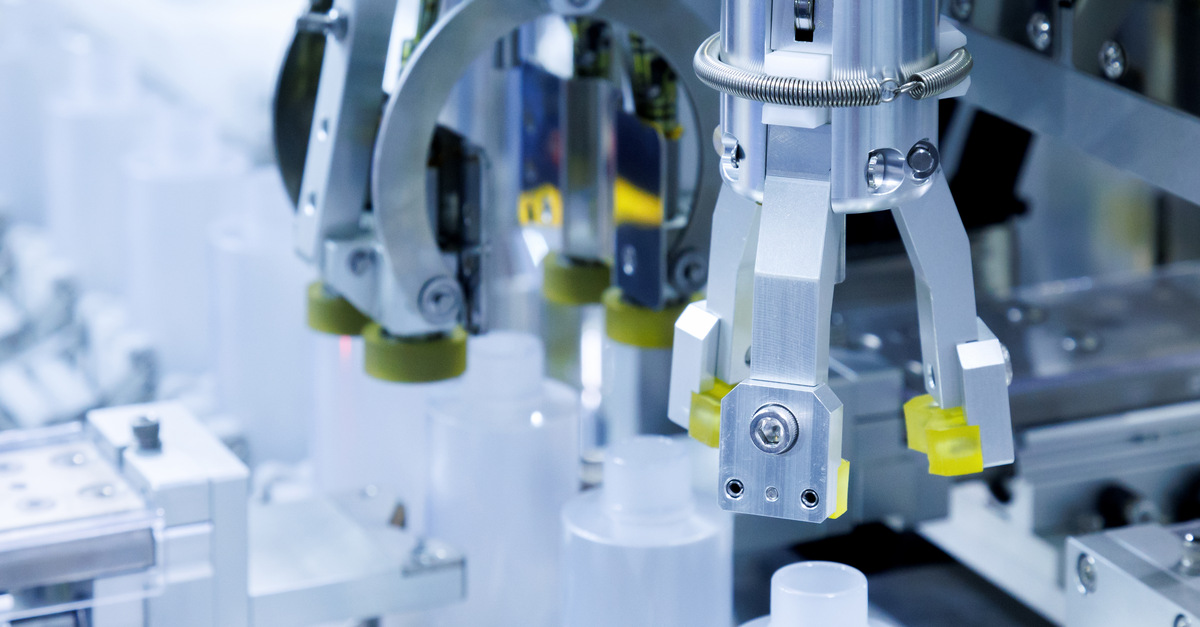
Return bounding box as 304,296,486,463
124,106,248,375
601,339,678,441
0,0,64,224
310,332,432,531
741,561,873,627
210,170,316,464
45,35,142,293
426,332,579,627
562,435,733,627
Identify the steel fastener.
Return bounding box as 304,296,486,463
296,9,348,40
750,404,800,455
1099,40,1126,81
348,249,376,276
672,251,708,294
1027,12,1052,52
907,141,940,181
1180,532,1200,576
1076,553,1098,594
132,415,162,452
866,152,887,190
418,276,463,325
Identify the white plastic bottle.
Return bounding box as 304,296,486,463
742,561,896,627
0,0,65,223
562,435,733,627
426,331,580,627
124,106,248,374
209,170,316,464
45,35,141,293
309,331,433,530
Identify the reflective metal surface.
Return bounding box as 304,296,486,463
371,0,720,335
720,378,843,522
272,1,331,207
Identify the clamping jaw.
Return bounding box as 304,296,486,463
669,0,1014,522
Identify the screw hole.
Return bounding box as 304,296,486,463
800,489,819,509
725,478,744,500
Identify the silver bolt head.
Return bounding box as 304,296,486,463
672,251,708,294
296,9,348,40
1099,40,1126,80
1181,531,1200,576
907,141,940,180
348,249,375,276
750,404,800,455
418,277,463,325
1076,553,1098,594
1027,12,1052,52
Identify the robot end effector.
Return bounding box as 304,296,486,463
668,0,1014,523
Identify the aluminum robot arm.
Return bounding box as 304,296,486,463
669,0,1013,523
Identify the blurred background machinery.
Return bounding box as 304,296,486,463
0,0,1199,626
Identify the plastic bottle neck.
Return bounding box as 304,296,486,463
769,561,869,627
602,436,694,523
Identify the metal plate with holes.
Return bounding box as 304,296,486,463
0,441,145,532
719,378,843,522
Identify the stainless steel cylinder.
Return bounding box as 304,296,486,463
718,0,769,202
831,0,941,213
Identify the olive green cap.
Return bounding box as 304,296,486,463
542,252,610,306
602,287,687,349
363,323,467,383
307,282,370,336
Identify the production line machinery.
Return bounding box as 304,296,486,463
278,0,1017,524
4,0,1200,625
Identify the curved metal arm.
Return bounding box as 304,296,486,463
371,0,720,335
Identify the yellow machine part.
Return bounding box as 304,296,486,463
542,252,610,306
613,177,665,228
306,282,371,336
518,183,563,226
830,458,850,519
903,394,983,476
362,323,467,383
688,378,734,448
602,287,687,350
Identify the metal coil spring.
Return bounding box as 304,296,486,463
693,33,973,108
693,35,882,107
908,47,973,100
